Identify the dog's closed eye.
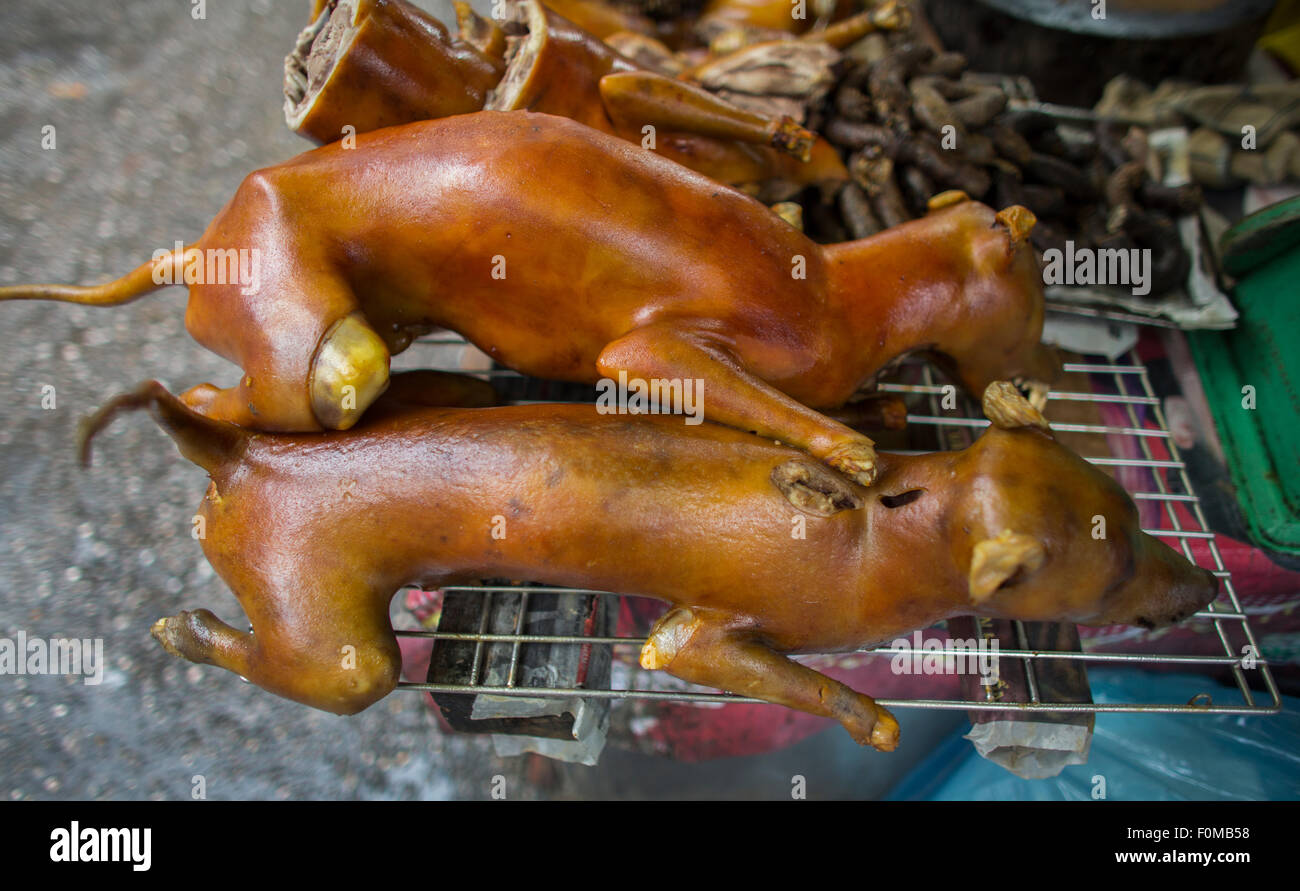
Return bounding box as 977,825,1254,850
879,489,925,508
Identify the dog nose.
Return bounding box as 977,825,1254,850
1184,565,1219,615
1102,537,1219,629
1154,564,1219,626
1137,544,1219,628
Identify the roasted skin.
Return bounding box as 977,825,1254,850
0,111,1060,485
285,0,840,199
81,381,1218,750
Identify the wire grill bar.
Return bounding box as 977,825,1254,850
399,627,1261,664
877,381,1161,405
1122,363,1264,708
401,683,1266,714
907,414,1172,437
394,336,1283,719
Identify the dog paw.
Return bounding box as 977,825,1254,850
150,610,211,663
640,608,699,670
986,380,1049,429
843,702,901,752
150,614,190,660
869,710,901,752
824,440,878,487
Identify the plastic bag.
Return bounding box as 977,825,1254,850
886,669,1300,800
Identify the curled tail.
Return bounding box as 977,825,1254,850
0,247,189,306
79,380,248,475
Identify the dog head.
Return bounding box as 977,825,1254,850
925,201,1063,409
948,382,1217,628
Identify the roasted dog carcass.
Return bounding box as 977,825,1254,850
0,111,1060,487
81,380,1216,751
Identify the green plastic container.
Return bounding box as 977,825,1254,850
1188,196,1300,555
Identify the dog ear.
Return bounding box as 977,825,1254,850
969,529,1046,603
983,381,1050,430
994,205,1036,249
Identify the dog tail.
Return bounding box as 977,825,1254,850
79,380,248,476
0,246,190,306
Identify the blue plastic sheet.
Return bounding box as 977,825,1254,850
886,669,1300,800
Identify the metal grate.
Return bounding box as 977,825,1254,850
1045,302,1177,328
393,336,1282,718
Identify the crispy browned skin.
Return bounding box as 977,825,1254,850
286,0,838,196
81,381,1217,750
0,111,1060,486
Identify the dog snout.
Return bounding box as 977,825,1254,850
1145,566,1218,627
1116,543,1219,629
1173,564,1219,621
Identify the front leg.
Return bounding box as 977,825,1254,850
597,325,878,485
640,608,900,751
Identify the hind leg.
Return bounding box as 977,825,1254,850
183,370,498,428
640,608,900,751
178,384,258,428
152,608,254,676
181,265,389,431
177,378,294,431
151,605,400,716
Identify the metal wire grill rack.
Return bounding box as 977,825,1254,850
393,335,1282,719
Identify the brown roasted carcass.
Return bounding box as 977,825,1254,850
0,112,1060,486
80,380,1218,751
